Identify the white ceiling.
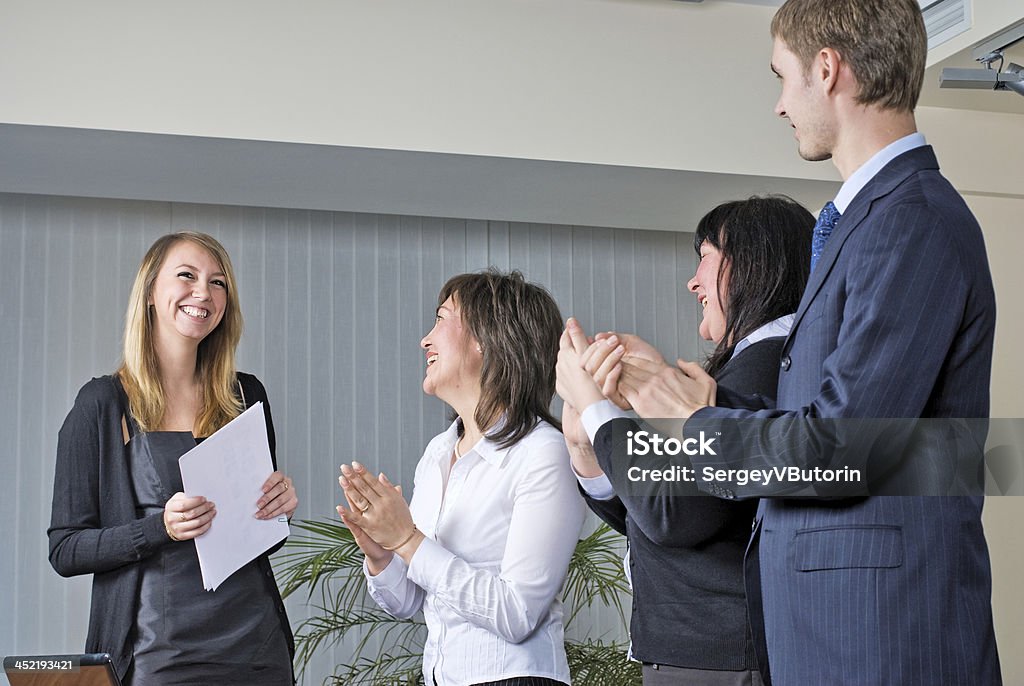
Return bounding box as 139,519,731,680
1,1,1016,228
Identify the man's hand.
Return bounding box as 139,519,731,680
587,331,667,409
595,331,666,366
616,356,717,420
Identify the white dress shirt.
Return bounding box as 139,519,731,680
364,419,586,686
833,132,926,213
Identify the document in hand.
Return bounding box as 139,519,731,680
179,402,289,591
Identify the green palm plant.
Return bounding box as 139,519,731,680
274,518,641,685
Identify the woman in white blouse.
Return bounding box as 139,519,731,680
337,269,586,686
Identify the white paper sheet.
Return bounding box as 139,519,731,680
178,402,289,591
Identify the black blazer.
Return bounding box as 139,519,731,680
584,337,784,670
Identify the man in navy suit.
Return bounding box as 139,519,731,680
558,0,1002,683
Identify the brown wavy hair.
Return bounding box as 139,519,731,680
439,269,563,449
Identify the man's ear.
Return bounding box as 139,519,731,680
816,47,843,96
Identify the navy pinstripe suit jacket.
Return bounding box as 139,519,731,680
691,146,1002,685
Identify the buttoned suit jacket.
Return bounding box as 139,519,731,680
690,146,1001,685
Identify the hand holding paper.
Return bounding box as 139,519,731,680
256,470,298,521
178,402,291,591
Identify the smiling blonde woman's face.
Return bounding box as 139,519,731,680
148,240,228,347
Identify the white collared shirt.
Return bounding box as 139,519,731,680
575,314,796,500
364,419,586,686
833,132,927,213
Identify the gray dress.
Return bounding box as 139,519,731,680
126,422,292,685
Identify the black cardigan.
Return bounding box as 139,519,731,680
584,337,784,670
47,373,294,682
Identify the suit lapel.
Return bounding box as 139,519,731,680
783,146,941,353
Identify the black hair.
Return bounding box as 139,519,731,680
694,195,814,376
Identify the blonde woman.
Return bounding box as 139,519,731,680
49,232,297,685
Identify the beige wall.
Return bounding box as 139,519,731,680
919,108,1024,196
968,192,1024,684
0,0,783,172
969,194,1024,420
2,0,1021,193
985,498,1024,683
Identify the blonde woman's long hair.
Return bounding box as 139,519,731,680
117,232,244,436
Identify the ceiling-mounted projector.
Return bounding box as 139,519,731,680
939,19,1024,98
940,63,1023,95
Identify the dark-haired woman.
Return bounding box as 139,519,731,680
48,232,296,685
338,270,586,686
557,195,814,686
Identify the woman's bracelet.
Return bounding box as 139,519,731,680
382,526,419,551
165,522,180,542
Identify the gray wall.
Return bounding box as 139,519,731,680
0,191,704,682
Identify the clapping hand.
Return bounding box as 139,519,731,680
559,318,668,411
337,474,393,575
555,318,610,413
337,462,424,566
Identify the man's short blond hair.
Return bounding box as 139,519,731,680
771,0,927,113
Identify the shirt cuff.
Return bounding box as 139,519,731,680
364,552,408,589
581,399,629,445
405,535,453,594
575,470,616,501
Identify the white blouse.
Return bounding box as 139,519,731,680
364,419,586,686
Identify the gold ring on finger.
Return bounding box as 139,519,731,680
180,512,188,522
358,502,371,513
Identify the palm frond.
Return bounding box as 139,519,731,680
566,639,642,686
563,523,631,627
292,607,421,677
326,648,425,685
274,518,365,599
